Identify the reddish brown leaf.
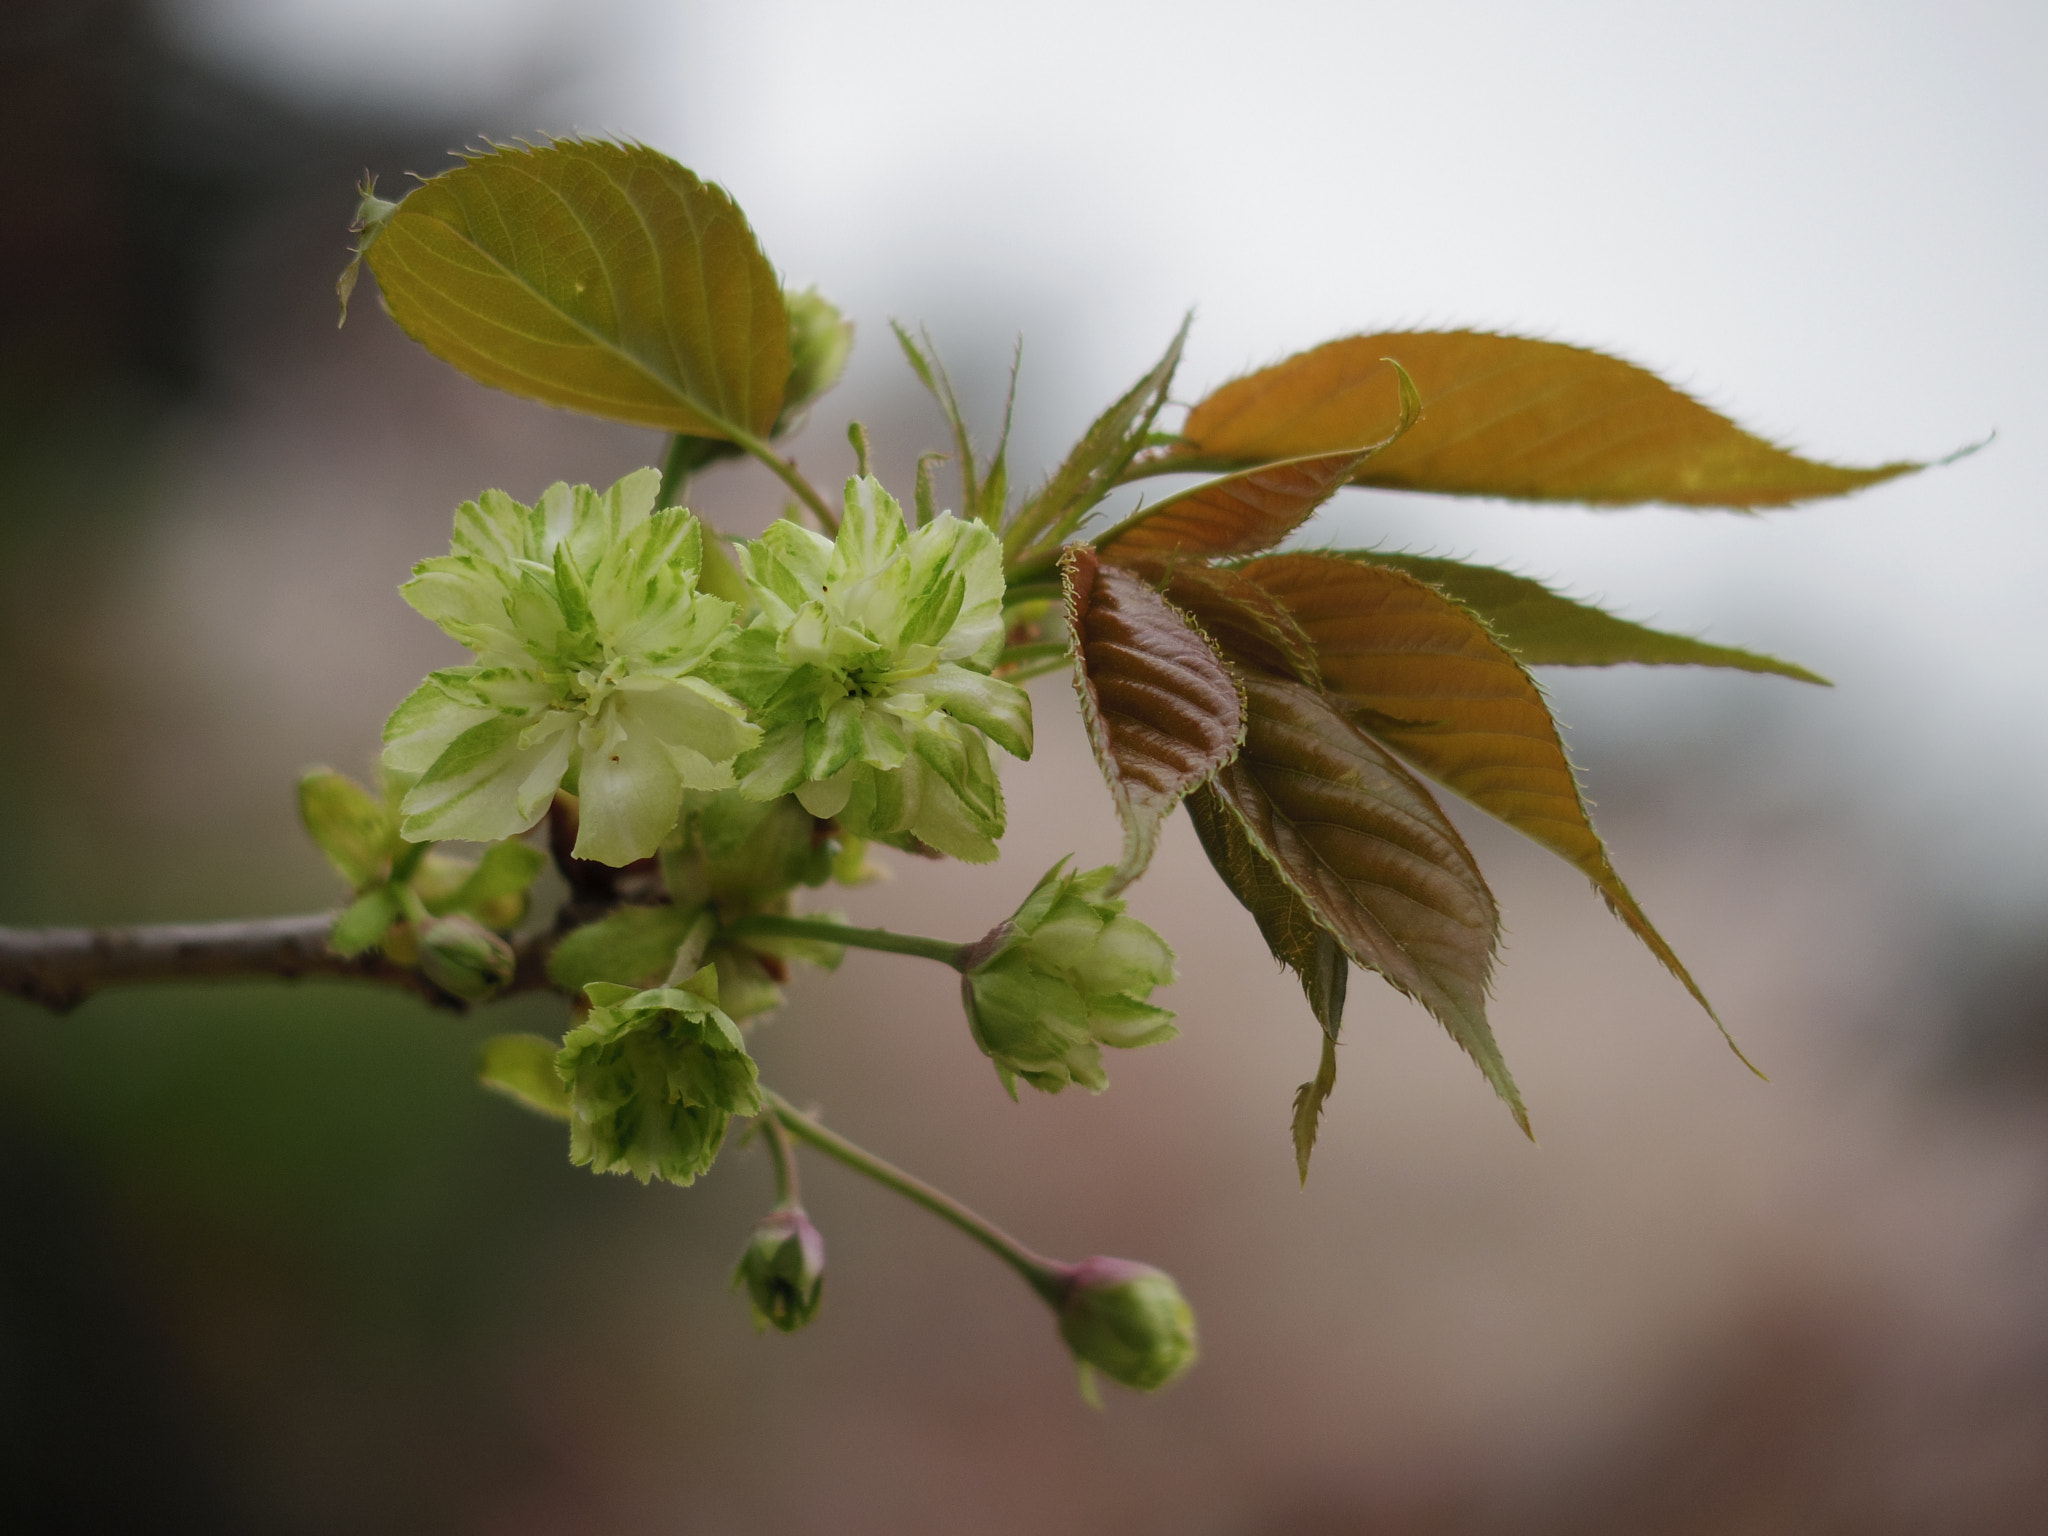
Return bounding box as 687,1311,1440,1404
1062,546,1245,888
1099,449,1371,561
1244,553,1746,1063
1209,670,1523,1131
1116,559,1322,686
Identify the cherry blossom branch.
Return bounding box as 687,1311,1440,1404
0,914,549,1014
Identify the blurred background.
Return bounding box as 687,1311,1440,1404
3,0,2045,1529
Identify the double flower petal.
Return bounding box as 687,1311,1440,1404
723,477,1032,861
382,468,759,866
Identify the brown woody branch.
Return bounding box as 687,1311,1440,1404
0,914,554,1015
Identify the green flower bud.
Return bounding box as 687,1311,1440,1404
731,1206,826,1333
416,912,517,1001
1055,1257,1198,1398
961,860,1177,1095
557,976,761,1186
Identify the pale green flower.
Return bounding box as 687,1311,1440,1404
724,477,1032,862
383,469,759,866
557,976,761,1186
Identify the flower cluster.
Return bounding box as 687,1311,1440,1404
722,476,1032,862
381,470,1031,869
961,861,1178,1095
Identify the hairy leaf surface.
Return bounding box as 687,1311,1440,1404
363,140,789,440
1337,552,1827,682
1063,547,1243,889
1175,332,1915,508
1121,560,1322,686
1211,671,1523,1131
1245,553,1737,1053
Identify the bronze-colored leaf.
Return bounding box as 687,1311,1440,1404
1120,560,1322,686
1244,553,1746,1064
1186,783,1346,1039
1099,450,1372,561
1210,670,1524,1131
362,140,789,441
1337,551,1828,683
1062,547,1244,889
1174,331,1916,508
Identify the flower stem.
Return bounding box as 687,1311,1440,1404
724,914,967,970
761,1110,802,1208
724,425,839,534
761,1088,1070,1305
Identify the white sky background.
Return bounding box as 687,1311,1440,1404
169,0,2048,905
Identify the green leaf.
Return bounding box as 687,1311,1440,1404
434,839,547,919
298,768,396,889
1209,669,1524,1133
1062,547,1245,890
478,1033,573,1120
1174,331,1918,508
1334,552,1828,682
547,903,700,993
330,888,402,958
1244,552,1749,1066
1290,1033,1339,1187
892,322,983,514
363,140,790,441
1005,316,1190,563
1185,783,1346,1039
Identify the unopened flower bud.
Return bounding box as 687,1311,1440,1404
416,912,516,1001
961,860,1177,1095
732,1206,826,1332
1055,1256,1198,1397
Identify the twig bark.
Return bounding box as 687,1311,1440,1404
0,913,546,1015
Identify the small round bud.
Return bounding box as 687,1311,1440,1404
732,1206,826,1333
1056,1257,1198,1394
416,913,516,1001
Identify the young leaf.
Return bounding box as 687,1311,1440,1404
1062,547,1244,890
1332,552,1828,682
547,903,701,992
1209,670,1523,1132
1118,559,1322,686
1185,783,1347,1039
298,769,396,889
362,140,790,441
1290,1033,1340,1187
892,322,982,513
478,1033,573,1120
1005,316,1191,563
1174,332,1917,508
1097,449,1375,562
1244,553,1743,1061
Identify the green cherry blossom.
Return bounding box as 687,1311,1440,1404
724,476,1032,862
382,469,759,866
